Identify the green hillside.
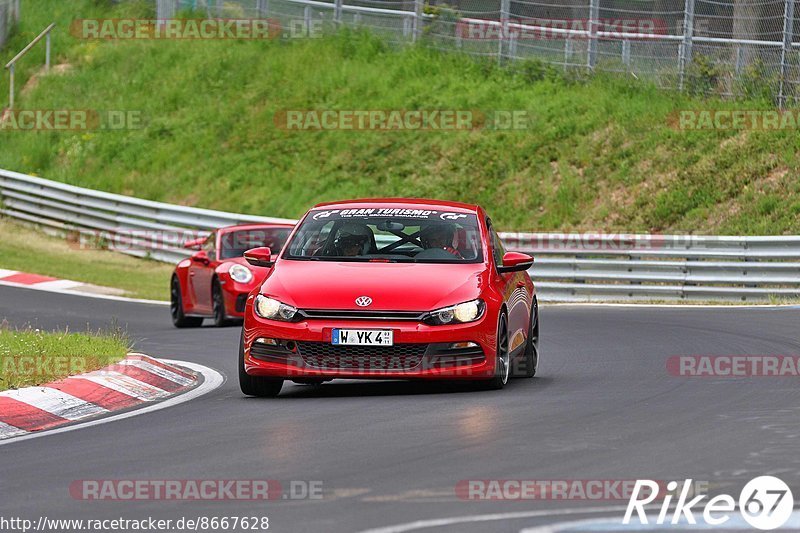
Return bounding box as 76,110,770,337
1,0,798,234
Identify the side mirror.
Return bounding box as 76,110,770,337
191,250,210,265
184,238,204,250
497,252,533,273
244,247,274,268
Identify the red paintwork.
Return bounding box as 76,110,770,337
243,199,536,381
172,223,295,320
1,273,58,285
0,397,67,431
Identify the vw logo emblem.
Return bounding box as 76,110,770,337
355,296,372,307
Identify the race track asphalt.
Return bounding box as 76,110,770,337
1,284,799,533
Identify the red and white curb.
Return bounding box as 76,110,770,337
0,354,222,444
0,269,168,305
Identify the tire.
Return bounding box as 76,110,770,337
170,276,203,328
478,312,510,390
238,332,283,397
212,279,235,327
513,297,539,378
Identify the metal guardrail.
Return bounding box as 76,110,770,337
0,168,294,263
1,168,799,302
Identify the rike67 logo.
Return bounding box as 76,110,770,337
624,476,794,530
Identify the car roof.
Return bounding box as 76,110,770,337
311,198,480,214
217,222,294,233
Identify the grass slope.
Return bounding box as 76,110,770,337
0,219,173,300
0,325,129,391
0,1,798,234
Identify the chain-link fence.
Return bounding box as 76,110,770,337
160,0,800,105
0,0,20,50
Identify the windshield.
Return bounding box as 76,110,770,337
219,228,292,260
285,208,483,263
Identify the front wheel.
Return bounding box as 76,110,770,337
171,276,203,328
239,332,284,397
478,313,510,390
514,298,539,378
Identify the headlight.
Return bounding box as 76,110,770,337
254,295,298,321
424,299,485,325
229,264,254,284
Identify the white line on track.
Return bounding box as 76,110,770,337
0,279,169,305
0,360,224,447
356,506,631,533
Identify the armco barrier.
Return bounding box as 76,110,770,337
1,168,799,302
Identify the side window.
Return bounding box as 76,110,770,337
486,219,505,267
202,234,216,259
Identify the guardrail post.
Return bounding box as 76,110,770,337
564,37,572,71
678,0,695,91
334,0,343,24
45,32,51,70
778,0,796,108
622,39,631,67
8,63,14,110
256,0,268,18
412,0,422,43
499,0,511,63
587,0,599,70
734,45,743,75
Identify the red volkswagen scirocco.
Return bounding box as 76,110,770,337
239,199,539,397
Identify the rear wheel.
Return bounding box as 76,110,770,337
478,313,510,390
514,298,539,378
239,332,284,397
170,276,203,328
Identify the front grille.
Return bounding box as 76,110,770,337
297,342,428,370
297,309,425,321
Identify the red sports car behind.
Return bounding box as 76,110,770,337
171,223,294,327
239,199,539,396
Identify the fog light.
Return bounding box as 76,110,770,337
449,342,479,349
255,337,278,345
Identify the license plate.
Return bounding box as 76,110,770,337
332,329,393,346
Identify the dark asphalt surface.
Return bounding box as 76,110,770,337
1,284,799,533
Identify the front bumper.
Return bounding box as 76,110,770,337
243,311,498,380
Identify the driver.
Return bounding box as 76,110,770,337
334,223,373,257
419,223,462,258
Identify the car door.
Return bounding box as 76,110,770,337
487,219,529,354
188,233,217,314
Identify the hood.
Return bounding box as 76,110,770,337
261,260,486,311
